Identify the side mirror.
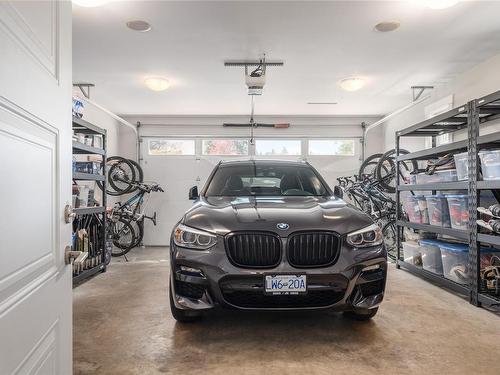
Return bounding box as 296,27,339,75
189,186,199,200
333,186,343,199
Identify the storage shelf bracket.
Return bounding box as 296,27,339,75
411,85,434,102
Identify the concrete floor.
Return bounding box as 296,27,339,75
74,247,500,375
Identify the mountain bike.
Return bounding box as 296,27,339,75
108,181,164,257
336,173,399,260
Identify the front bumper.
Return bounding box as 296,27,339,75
170,240,387,312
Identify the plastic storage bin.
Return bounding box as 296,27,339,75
446,195,469,230
416,170,458,184
479,150,500,180
402,241,423,268
480,247,500,269
419,239,444,275
454,152,468,181
439,242,468,284
425,195,451,227
403,196,425,224
415,195,429,224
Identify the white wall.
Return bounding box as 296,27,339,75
382,52,500,151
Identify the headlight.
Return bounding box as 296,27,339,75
346,224,383,248
173,223,217,250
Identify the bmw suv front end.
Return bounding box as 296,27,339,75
169,160,387,322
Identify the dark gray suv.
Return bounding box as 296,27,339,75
169,160,387,322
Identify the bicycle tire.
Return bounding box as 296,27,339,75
97,156,137,196
376,149,418,193
111,218,138,257
127,159,144,193
107,157,137,196
129,219,144,248
382,221,397,261
358,153,383,178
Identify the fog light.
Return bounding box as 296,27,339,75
362,264,381,272
180,265,203,276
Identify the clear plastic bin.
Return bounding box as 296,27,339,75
439,242,468,284
415,195,429,224
416,170,458,184
480,247,500,269
402,241,422,268
454,152,468,181
419,239,444,275
403,196,425,223
425,195,451,227
479,150,500,180
446,195,469,230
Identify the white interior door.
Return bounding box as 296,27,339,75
0,1,72,374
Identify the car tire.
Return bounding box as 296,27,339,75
343,307,379,321
169,283,202,323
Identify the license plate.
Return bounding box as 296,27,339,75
264,274,307,295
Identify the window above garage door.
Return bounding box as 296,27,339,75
308,139,355,156
255,139,302,156
148,139,195,155
202,139,249,156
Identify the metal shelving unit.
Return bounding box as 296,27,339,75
73,172,105,181
72,116,108,285
395,89,500,309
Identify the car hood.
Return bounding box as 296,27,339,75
181,196,373,236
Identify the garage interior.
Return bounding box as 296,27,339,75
2,1,500,374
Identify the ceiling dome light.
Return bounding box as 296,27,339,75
144,77,170,91
418,0,459,9
374,21,400,32
126,20,152,32
72,0,109,7
339,78,365,92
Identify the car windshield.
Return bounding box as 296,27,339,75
205,163,328,197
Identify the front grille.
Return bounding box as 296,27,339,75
222,291,344,309
175,280,205,299
219,275,348,309
287,232,340,268
225,232,281,268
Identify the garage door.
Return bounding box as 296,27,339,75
140,136,361,246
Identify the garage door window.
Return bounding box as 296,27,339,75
308,139,355,156
148,139,195,155
255,139,301,156
202,139,249,156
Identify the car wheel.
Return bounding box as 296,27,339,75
343,307,379,321
169,282,202,323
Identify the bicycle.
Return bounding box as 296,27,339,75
108,181,164,257
336,173,399,260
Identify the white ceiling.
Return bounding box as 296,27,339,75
72,0,500,116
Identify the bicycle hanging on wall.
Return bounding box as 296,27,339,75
98,156,164,257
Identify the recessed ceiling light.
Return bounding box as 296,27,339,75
339,78,365,92
144,77,170,91
417,0,459,9
374,21,400,32
72,0,109,7
307,102,338,105
126,20,152,32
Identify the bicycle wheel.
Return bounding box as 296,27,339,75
127,159,144,193
111,218,138,257
376,149,418,193
97,156,137,196
108,157,137,196
129,219,144,248
382,221,397,261
358,153,383,178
